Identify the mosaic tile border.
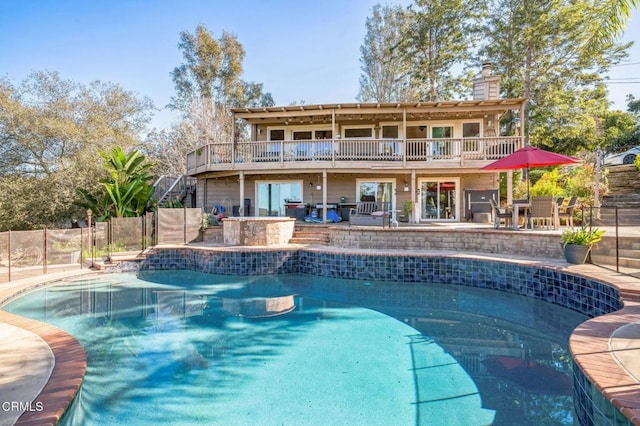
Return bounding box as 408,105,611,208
133,248,622,318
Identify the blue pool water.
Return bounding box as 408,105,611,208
3,270,588,425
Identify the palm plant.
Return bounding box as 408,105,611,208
79,146,155,220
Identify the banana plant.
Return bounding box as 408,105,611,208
78,146,155,219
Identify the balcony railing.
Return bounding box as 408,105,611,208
186,137,522,173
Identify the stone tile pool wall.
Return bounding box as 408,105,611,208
134,248,621,318
125,247,627,425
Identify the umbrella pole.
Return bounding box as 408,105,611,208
526,165,530,200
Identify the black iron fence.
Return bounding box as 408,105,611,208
582,205,640,275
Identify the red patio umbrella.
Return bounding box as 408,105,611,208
481,145,579,198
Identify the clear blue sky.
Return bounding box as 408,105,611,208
1,0,638,130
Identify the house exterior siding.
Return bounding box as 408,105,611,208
186,69,526,223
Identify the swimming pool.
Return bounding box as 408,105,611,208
3,269,588,425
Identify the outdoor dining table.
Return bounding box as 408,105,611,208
511,202,531,230
510,200,561,230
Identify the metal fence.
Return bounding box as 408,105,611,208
0,207,204,283
0,227,90,283
583,205,640,274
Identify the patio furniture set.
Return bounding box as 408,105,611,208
490,196,578,230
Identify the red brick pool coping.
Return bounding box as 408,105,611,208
0,271,91,426
0,310,86,426
1,252,640,425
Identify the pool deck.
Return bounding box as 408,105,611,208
1,241,640,425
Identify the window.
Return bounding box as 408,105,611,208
256,181,302,217
463,123,480,138
382,126,398,139
315,130,332,139
431,126,453,157
406,126,427,139
357,180,393,203
463,122,481,153
344,128,373,138
270,129,285,140
431,126,453,138
293,131,312,140
420,180,457,220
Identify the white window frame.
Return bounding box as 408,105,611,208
417,177,461,222
355,177,397,218
343,125,375,139
255,179,304,217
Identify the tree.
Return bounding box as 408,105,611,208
599,109,639,153
586,0,640,53
170,26,274,113
357,4,418,102
79,146,155,220
398,0,486,101
627,94,640,116
480,0,631,153
0,72,154,230
158,25,274,176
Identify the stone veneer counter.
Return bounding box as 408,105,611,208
222,217,296,246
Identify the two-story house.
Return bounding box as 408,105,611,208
186,65,526,223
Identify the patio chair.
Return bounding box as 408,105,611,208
489,198,512,229
528,196,554,229
558,196,577,228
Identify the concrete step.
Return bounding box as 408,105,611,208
597,193,640,225
289,237,330,244
590,254,640,269
594,216,640,227
290,228,330,245
593,237,640,250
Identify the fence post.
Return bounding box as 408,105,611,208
91,220,96,268
142,214,146,250
43,228,47,275
8,230,11,282
107,219,112,259
615,206,619,273
80,227,83,269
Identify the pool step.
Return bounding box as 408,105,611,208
92,250,148,270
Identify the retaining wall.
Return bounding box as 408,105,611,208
330,227,564,258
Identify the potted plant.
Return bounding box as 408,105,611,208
402,200,414,223
560,226,605,264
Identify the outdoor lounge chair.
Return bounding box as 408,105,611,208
489,198,512,229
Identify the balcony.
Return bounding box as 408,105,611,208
186,137,522,175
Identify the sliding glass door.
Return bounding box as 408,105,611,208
256,181,302,217
419,179,459,221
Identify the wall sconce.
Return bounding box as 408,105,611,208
403,181,409,192
316,176,321,191
487,120,493,128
